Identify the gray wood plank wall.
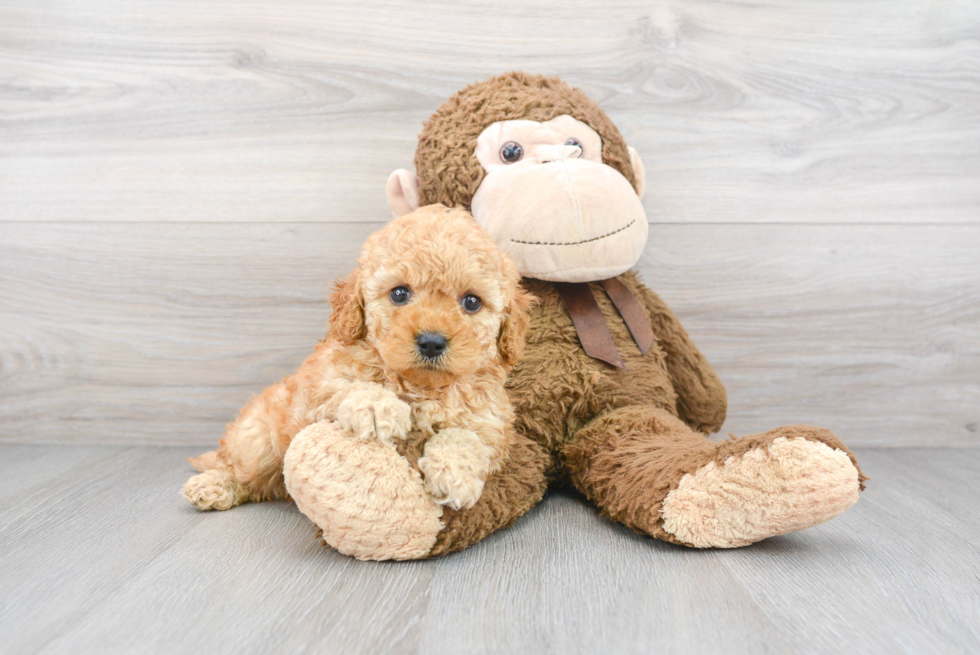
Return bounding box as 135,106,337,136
1,0,978,447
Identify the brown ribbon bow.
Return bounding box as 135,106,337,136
554,277,655,369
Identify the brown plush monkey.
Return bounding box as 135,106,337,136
288,72,867,559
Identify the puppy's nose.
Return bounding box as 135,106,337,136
416,332,448,360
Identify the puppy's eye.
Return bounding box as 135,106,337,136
461,294,482,314
500,142,523,164
565,138,583,149
389,286,411,306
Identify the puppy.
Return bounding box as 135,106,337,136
182,205,534,512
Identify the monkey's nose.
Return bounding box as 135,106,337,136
537,144,582,163
416,332,448,360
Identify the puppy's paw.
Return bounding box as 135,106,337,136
419,428,491,511
182,469,240,511
336,382,412,443
420,460,485,511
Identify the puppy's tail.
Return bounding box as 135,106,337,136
188,450,219,472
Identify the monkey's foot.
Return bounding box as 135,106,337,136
283,421,444,561
660,436,861,548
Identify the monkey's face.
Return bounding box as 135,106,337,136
469,115,648,282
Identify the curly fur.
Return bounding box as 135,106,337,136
182,205,535,515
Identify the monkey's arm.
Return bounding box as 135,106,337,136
628,278,727,434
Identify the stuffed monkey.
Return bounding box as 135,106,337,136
287,72,866,559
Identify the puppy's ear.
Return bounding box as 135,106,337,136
328,269,365,345
498,288,536,366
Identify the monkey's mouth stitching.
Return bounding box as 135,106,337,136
510,219,636,246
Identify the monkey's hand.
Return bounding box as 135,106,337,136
335,381,412,444
419,428,493,510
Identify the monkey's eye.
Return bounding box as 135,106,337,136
461,294,482,314
565,137,583,150
500,142,523,164
389,286,411,306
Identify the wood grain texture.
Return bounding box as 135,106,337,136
1,1,978,449
1,0,978,224
1,222,977,447
0,445,978,654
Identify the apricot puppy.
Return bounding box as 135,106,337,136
182,205,534,513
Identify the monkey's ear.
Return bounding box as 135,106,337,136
386,169,420,218
628,146,646,200
328,269,365,345
498,290,536,367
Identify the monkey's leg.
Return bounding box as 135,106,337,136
563,406,866,548
284,422,550,560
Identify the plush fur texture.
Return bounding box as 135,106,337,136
385,72,867,555
661,435,862,547
394,426,551,558
510,275,728,457
284,421,444,561
415,72,640,211
286,422,552,560
435,277,865,552
182,206,536,550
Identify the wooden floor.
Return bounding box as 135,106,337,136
1,445,978,654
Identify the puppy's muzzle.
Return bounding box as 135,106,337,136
416,332,448,361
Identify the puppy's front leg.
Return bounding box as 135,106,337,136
332,381,412,444
418,428,495,510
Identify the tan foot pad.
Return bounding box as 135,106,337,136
661,437,860,548
283,422,444,561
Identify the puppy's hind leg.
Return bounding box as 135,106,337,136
188,450,218,472
183,422,286,510
182,468,243,511
182,384,292,511
184,450,244,511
